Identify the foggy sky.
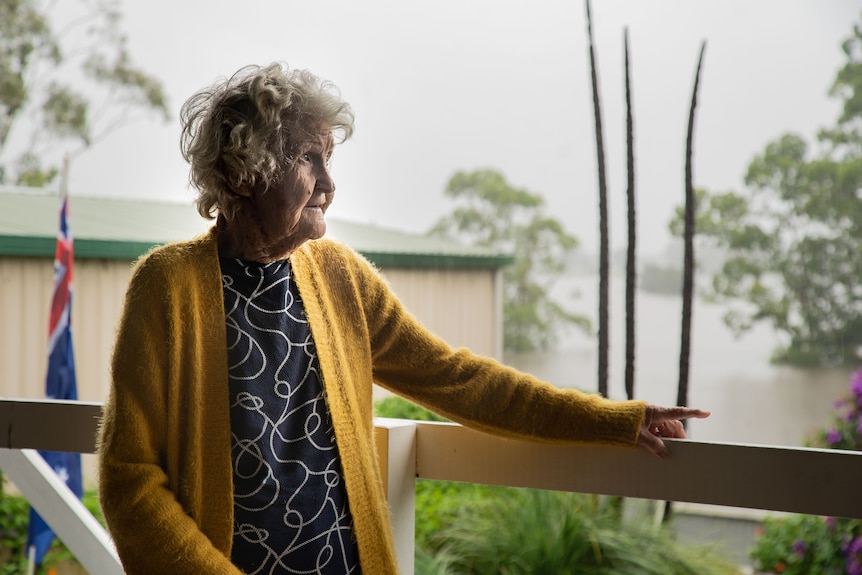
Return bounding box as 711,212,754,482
66,0,862,255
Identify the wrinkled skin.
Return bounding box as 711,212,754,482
219,129,336,262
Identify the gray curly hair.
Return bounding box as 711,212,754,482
180,62,355,221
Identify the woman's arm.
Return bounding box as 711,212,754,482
346,249,647,448
98,255,242,575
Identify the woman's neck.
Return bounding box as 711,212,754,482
215,214,295,263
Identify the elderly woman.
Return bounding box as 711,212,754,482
98,62,708,575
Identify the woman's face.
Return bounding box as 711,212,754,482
238,129,336,259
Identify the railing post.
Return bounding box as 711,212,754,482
375,418,417,575
0,447,124,575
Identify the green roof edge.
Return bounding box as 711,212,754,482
358,251,513,269
0,235,513,269
0,235,160,260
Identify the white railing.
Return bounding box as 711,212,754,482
0,399,122,574
3,399,862,574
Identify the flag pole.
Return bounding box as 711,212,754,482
27,545,36,575
26,152,83,567
61,155,69,200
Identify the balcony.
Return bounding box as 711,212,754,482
2,398,861,574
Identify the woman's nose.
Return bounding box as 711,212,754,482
318,167,335,192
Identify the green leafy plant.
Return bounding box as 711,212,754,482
750,369,862,574
0,488,31,574
750,515,861,575
374,395,449,423
427,488,740,575
0,487,105,574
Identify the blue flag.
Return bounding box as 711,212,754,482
27,178,84,566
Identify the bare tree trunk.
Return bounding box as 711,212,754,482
664,40,706,527
586,0,609,397
678,41,706,417
624,28,637,401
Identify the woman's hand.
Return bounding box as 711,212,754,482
638,405,711,459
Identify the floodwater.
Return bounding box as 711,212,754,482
504,274,856,448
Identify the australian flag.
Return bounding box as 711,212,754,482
27,185,84,565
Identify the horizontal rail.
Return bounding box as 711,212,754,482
0,399,102,453
2,399,861,519
414,421,862,519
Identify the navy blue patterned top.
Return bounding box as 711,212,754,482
221,258,361,575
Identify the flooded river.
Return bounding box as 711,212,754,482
504,274,855,448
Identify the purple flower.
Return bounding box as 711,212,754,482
792,539,806,556
852,370,862,397
825,516,836,529
826,428,841,445
847,539,862,575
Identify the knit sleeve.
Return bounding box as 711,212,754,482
343,246,647,449
97,251,242,575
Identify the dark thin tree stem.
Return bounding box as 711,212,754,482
665,39,706,529
624,29,636,401
678,42,707,417
586,0,609,397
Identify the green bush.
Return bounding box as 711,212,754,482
426,488,740,575
374,395,449,422
0,488,104,574
0,489,32,574
751,514,860,575
415,481,506,553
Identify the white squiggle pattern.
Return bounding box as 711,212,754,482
221,258,360,575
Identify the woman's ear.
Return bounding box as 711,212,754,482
230,183,253,198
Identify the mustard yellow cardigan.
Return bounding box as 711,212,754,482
98,227,646,575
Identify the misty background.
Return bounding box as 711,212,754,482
64,0,862,257
18,0,853,446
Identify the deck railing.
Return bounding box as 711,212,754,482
3,398,862,574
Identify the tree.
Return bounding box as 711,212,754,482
585,0,611,396
0,0,168,186
430,169,590,352
669,17,862,367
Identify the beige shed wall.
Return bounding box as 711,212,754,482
381,267,502,359
1,256,502,404
0,257,131,403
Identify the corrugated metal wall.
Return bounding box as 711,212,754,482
0,258,132,402
0,256,502,403
383,267,501,359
